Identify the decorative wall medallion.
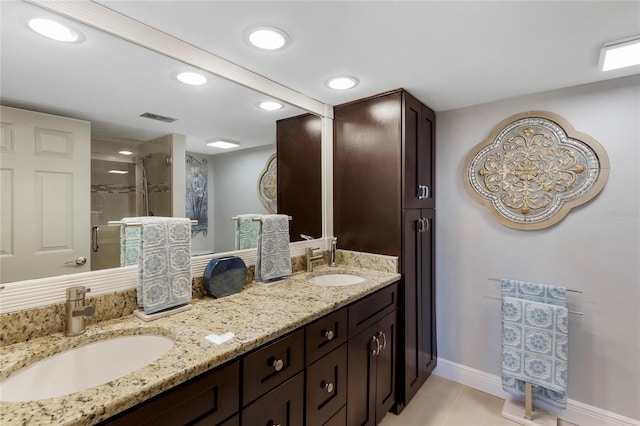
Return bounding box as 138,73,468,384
257,153,277,214
463,111,609,230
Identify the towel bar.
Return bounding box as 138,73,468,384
483,296,583,315
250,216,292,222
108,219,198,227
488,277,583,293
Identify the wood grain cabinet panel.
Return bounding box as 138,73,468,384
101,361,240,426
306,307,347,365
242,329,304,406
306,344,348,426
242,372,304,426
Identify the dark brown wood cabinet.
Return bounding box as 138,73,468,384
346,284,398,426
242,372,305,426
277,113,322,241
334,89,437,414
100,360,240,426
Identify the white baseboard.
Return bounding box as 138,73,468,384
433,358,639,426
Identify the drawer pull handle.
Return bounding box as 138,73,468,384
272,358,284,371
370,335,381,356
322,381,335,393
378,330,387,351
322,329,335,341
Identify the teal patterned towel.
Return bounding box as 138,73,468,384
255,214,291,282
502,287,569,408
137,217,192,314
501,279,566,306
234,214,260,250
120,217,143,267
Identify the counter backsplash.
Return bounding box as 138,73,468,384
0,250,397,346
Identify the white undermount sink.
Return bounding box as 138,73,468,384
0,334,174,402
308,273,365,286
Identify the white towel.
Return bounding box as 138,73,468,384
137,217,192,314
120,217,143,267
255,214,291,282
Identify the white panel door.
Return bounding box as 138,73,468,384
0,106,90,283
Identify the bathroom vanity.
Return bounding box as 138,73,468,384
0,261,400,426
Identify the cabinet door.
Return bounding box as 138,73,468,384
400,209,424,404
421,209,437,373
242,372,304,426
277,113,322,241
347,323,378,426
402,94,435,210
306,344,348,426
375,311,397,425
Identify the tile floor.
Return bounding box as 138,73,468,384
379,374,574,426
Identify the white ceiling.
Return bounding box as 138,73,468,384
97,0,640,111
2,1,639,154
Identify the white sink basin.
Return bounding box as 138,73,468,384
308,274,365,286
0,334,173,402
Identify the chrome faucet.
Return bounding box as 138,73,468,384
330,238,338,267
305,247,323,272
65,286,95,337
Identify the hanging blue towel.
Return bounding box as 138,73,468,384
235,214,260,250
501,294,569,408
501,279,566,306
255,214,291,282
120,217,143,267
136,217,192,314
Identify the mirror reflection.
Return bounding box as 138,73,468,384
0,1,322,284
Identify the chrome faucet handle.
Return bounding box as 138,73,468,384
66,286,91,301
300,234,315,241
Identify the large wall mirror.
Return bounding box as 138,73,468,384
0,1,328,289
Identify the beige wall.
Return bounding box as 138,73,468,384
435,75,639,419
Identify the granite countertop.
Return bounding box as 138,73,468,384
0,265,400,425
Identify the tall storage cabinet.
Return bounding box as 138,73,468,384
333,89,436,416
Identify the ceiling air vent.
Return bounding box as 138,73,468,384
139,112,177,123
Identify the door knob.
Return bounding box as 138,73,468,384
66,257,87,266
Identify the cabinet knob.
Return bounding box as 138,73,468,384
272,358,284,371
322,381,334,393
370,335,381,356
322,329,335,341
377,330,387,351
268,422,281,426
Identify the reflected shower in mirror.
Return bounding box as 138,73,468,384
0,1,322,284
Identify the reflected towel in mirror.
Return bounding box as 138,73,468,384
234,214,261,250
255,214,291,282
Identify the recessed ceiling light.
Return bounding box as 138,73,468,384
119,150,133,156
600,36,640,71
207,140,240,149
258,101,284,111
247,26,289,50
108,170,129,175
326,76,359,90
28,18,79,42
177,71,207,85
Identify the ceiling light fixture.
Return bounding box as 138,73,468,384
119,150,133,156
207,140,240,149
326,76,359,90
108,170,129,175
600,35,640,71
247,26,289,50
258,101,284,111
177,71,207,85
28,18,79,42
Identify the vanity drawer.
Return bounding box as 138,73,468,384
242,329,304,405
348,282,398,337
242,372,304,426
306,307,347,365
103,360,239,426
306,344,347,426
